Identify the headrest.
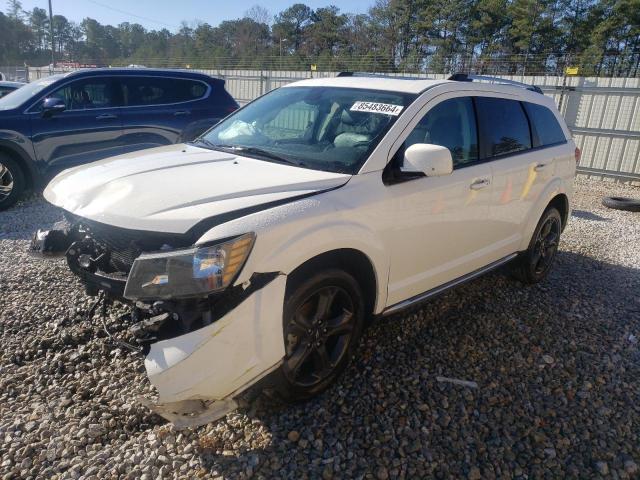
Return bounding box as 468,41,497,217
341,109,368,125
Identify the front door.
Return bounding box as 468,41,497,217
30,77,124,173
384,96,494,306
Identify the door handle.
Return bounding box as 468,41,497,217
470,178,490,190
96,113,117,120
173,110,191,116
534,163,548,172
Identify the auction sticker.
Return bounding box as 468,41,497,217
350,101,404,116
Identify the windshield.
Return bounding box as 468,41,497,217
0,75,64,111
200,86,416,174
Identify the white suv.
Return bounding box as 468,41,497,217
35,74,577,427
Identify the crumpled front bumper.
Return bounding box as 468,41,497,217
143,275,286,428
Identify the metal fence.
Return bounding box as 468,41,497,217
0,66,28,82
23,66,640,183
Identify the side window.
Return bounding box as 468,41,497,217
402,97,478,168
523,102,566,147
122,77,209,106
47,79,118,110
475,97,531,157
262,100,319,141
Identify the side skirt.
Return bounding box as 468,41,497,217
381,253,519,317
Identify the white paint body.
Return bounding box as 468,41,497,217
44,77,576,425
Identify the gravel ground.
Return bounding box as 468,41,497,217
1,178,639,479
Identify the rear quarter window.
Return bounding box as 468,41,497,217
475,97,532,158
523,102,567,147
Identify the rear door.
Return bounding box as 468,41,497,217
476,96,550,259
118,75,217,151
30,77,124,172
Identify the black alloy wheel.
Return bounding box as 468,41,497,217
532,214,561,276
512,207,562,284
0,154,25,211
275,269,365,401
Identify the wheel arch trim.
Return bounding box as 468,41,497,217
518,179,569,251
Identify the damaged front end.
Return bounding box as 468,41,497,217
30,217,286,428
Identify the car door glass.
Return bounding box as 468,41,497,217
402,97,478,168
122,77,208,106
47,79,117,111
523,102,566,147
475,97,532,157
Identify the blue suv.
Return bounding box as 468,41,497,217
0,68,238,209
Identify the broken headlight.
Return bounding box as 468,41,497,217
123,233,255,301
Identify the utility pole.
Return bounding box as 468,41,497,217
48,0,56,69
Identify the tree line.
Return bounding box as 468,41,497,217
1,0,638,76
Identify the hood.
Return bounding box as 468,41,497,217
44,144,351,234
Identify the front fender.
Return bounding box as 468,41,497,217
196,194,390,313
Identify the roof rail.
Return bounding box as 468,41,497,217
448,73,543,94
337,71,432,81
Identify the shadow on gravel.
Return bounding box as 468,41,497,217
197,250,639,478
571,209,610,222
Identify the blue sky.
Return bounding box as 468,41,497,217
11,0,374,30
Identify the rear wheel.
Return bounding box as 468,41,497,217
273,269,365,402
0,154,25,211
512,207,562,284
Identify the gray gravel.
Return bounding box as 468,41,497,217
1,178,639,479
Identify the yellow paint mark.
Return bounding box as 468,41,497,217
520,165,537,200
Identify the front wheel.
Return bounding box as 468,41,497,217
512,207,562,284
273,269,365,402
0,154,25,211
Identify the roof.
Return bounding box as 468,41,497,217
285,75,446,94
284,74,548,103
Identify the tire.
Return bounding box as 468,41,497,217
511,207,562,284
0,154,26,211
271,269,366,402
602,196,640,212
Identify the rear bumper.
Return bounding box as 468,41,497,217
143,275,287,427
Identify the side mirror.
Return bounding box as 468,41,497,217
402,143,453,177
42,97,66,117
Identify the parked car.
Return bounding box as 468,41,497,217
0,80,25,98
32,74,577,427
0,68,238,209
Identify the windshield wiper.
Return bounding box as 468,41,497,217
192,138,225,149
193,140,304,167
230,146,302,166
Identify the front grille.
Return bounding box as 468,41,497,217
66,214,193,273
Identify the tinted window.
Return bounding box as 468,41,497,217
523,102,566,147
476,97,531,157
402,97,478,167
122,77,208,106
47,78,118,110
0,86,15,98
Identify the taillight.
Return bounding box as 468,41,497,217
574,147,581,165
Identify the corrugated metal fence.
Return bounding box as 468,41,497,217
24,67,640,182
